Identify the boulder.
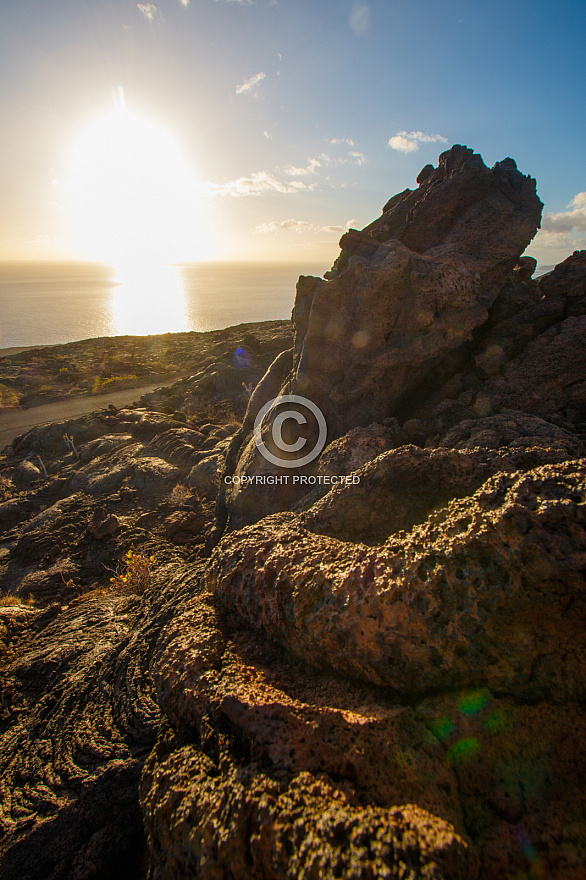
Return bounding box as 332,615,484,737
210,461,586,701
412,250,586,424
14,460,41,487
88,507,120,539
187,453,224,499
164,509,204,543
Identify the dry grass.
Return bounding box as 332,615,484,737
0,383,21,409
0,594,35,607
0,475,12,502
169,483,194,506
92,375,138,394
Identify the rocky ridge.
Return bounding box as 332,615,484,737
0,145,585,879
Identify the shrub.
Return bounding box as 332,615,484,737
110,549,155,595
93,375,138,394
169,483,193,505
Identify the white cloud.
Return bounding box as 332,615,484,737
322,218,357,233
542,193,586,234
388,130,448,153
263,130,272,140
180,0,190,6
328,137,355,146
207,171,315,197
531,192,586,257
256,218,357,235
348,150,365,165
236,71,266,95
137,3,158,21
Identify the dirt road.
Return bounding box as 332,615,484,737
0,382,168,449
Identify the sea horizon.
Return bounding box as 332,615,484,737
0,259,330,351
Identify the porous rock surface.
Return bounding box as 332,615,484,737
210,462,586,700
1,147,586,880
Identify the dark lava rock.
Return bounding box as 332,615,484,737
88,506,120,539
222,145,543,527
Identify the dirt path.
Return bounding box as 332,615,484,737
0,382,170,449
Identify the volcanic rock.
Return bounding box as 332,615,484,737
222,145,543,528
88,506,120,539
210,461,586,701
301,437,581,545
1,149,586,880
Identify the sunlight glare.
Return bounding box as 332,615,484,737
66,106,213,267
111,263,188,336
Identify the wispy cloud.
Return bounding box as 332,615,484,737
179,0,190,6
236,71,266,95
388,130,448,153
284,155,328,176
257,219,314,233
208,171,314,197
284,151,365,176
328,137,355,146
322,218,358,233
256,218,357,234
137,3,158,21
263,130,272,140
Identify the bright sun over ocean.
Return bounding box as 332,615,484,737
0,261,328,350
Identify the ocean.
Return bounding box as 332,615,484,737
0,261,329,351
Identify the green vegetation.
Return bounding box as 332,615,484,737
92,375,138,394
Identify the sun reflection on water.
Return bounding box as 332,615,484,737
110,263,188,336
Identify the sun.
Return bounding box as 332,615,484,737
66,106,214,268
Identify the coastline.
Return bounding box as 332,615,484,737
0,320,292,412
0,319,293,447
0,344,49,357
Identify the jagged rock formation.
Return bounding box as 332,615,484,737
221,145,544,528
1,147,586,880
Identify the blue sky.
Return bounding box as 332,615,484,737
0,0,584,267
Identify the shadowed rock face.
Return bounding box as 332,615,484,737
222,145,543,528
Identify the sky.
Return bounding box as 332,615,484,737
0,0,584,269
